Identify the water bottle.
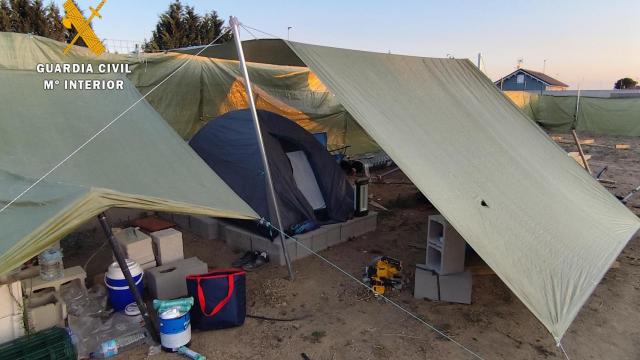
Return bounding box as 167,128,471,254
90,330,147,358
38,248,64,281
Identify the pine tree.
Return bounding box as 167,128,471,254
144,0,230,52
183,5,200,46
45,2,65,41
28,0,47,36
0,0,11,32
9,0,33,33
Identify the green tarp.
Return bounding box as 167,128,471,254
505,91,640,135
0,33,257,275
285,41,640,341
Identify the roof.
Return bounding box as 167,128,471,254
496,68,569,87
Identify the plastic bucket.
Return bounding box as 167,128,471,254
105,259,144,311
159,308,191,352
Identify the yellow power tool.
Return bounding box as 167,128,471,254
363,256,403,296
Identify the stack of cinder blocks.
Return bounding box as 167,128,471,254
114,227,156,269
219,212,378,265
150,228,184,265
157,213,219,240
414,215,471,304
0,281,25,344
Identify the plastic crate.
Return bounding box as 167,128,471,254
0,327,75,360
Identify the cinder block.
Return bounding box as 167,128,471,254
425,215,466,275
311,230,329,252
223,225,252,251
0,314,25,344
146,257,207,300
140,260,157,270
114,227,154,265
294,232,314,259
189,216,219,240
150,228,184,265
414,264,439,300
324,223,342,247
27,292,66,332
0,281,23,318
439,271,472,304
172,214,190,230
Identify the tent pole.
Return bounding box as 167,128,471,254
97,212,160,342
229,16,295,281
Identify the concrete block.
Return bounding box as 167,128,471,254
172,214,190,230
426,215,465,275
294,232,314,259
0,281,23,318
439,271,472,304
157,212,173,222
414,264,439,300
311,229,329,252
0,314,25,344
150,228,184,265
340,212,378,241
189,216,219,240
324,223,342,247
146,257,207,300
27,292,66,332
223,225,252,251
114,227,154,265
140,260,157,270
22,266,86,294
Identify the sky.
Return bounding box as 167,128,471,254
56,0,639,89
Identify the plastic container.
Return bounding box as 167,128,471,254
39,248,64,281
159,307,191,352
104,260,144,311
90,329,147,358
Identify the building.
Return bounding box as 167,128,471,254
495,68,569,91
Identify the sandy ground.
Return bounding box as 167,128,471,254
65,132,640,360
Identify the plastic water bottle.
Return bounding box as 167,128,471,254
90,330,147,358
38,248,64,281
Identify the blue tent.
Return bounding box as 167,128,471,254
189,109,354,234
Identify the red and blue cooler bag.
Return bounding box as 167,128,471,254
186,269,246,330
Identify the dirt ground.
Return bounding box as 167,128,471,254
66,132,640,360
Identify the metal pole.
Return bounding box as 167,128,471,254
97,212,159,342
229,16,295,281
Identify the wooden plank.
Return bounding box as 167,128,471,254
551,135,563,141
615,144,630,150
579,139,595,145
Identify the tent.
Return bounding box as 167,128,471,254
504,91,640,135
189,109,354,233
188,38,640,341
0,33,258,275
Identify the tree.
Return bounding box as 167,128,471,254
614,77,638,90
0,0,72,45
144,0,230,52
45,2,65,41
0,0,11,32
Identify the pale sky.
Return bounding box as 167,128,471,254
56,0,639,89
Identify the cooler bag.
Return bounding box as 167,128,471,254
186,269,246,330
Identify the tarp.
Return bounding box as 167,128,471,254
504,91,640,135
286,41,640,341
189,109,354,233
0,33,258,275
0,32,378,155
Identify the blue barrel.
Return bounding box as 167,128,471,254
104,259,144,311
